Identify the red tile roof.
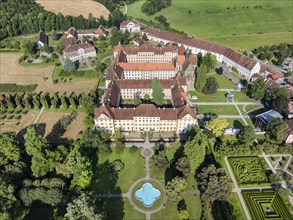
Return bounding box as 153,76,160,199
143,27,257,71
63,43,95,55
118,62,175,71
95,104,197,120
67,27,78,39
60,37,78,47
96,25,107,36
114,43,176,55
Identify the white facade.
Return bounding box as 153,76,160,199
144,33,260,80
37,41,45,49
64,48,96,61
123,70,176,79
120,88,172,99
94,114,197,133
120,22,140,33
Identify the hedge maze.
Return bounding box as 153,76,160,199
243,190,293,220
229,156,268,185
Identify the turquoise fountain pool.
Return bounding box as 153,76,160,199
135,182,161,207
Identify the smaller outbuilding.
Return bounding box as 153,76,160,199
95,25,108,37
254,110,283,131
37,30,48,49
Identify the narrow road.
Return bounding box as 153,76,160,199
224,157,252,220
235,104,248,125
123,2,127,15
33,106,44,125
194,101,260,105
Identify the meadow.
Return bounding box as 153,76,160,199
127,0,292,50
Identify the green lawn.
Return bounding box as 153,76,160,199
238,105,262,114
152,194,202,220
224,118,245,129
94,148,145,193
127,0,292,50
210,74,237,89
188,91,228,102
228,193,246,220
97,50,113,62
96,198,145,220
198,105,239,115
20,60,56,67
233,92,255,102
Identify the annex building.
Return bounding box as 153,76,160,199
142,27,262,80
94,43,198,133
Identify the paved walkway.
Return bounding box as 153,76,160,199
224,157,252,220
33,106,44,125
234,104,248,125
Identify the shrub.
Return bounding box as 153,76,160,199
130,145,139,153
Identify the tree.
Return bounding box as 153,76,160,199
24,127,48,156
115,141,125,154
206,118,229,138
144,93,150,101
202,77,219,94
24,41,37,54
265,118,288,143
267,87,289,102
0,134,21,166
113,130,124,142
110,27,122,47
166,177,186,203
153,150,169,170
176,157,191,178
178,210,190,220
142,33,148,41
0,177,16,212
65,194,102,220
197,164,232,204
195,64,207,92
238,125,255,145
202,52,217,72
250,78,266,100
64,58,76,72
152,78,165,106
272,96,290,117
184,127,207,172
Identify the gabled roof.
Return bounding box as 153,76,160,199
133,37,145,46
104,80,120,107
67,27,78,39
105,65,123,81
37,30,48,44
176,105,197,119
134,104,160,117
118,62,175,71
60,37,78,47
95,105,115,119
63,43,95,54
178,45,185,56
266,79,281,91
143,27,258,71
96,25,107,36
120,20,140,27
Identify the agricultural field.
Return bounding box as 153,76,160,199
243,190,292,220
229,156,269,186
127,0,292,50
0,111,38,135
0,53,98,94
36,111,85,143
36,0,110,19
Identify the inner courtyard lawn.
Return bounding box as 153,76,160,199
198,105,239,115
208,74,237,89
91,148,145,193
224,118,245,129
127,0,292,50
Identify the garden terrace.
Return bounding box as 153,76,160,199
229,156,269,186
242,190,292,220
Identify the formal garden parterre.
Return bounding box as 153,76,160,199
229,156,269,186
243,190,293,220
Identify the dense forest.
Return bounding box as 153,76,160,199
142,0,172,15
0,0,126,41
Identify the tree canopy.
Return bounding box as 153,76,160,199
184,127,207,172
65,194,102,220
202,77,219,94
152,78,165,106
195,64,207,92
166,177,186,203
202,53,217,72
265,118,288,143
206,118,229,138
0,134,21,166
250,78,266,100
238,125,255,145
